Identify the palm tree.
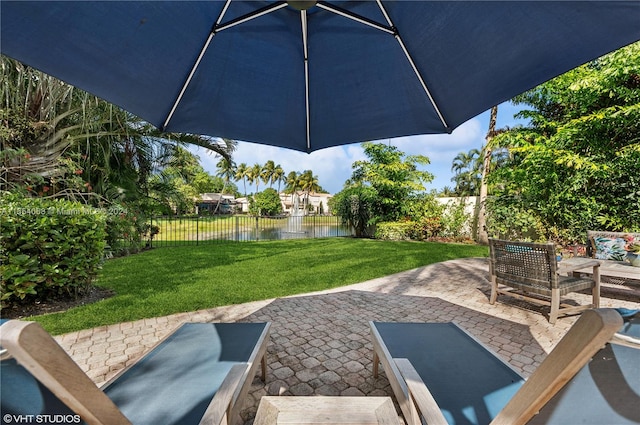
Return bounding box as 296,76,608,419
262,160,276,188
1,56,237,203
477,105,498,244
285,171,301,194
273,165,285,193
216,158,236,186
249,163,263,193
234,162,249,196
299,169,319,213
215,157,236,201
450,149,482,196
284,171,301,213
439,186,456,196
1,57,96,194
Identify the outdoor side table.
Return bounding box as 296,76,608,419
253,396,400,425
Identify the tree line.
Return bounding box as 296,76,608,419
216,158,326,198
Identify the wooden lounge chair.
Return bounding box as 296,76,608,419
370,309,636,425
488,238,600,324
0,320,271,425
529,311,640,424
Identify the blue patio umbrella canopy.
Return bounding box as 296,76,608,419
2,1,640,152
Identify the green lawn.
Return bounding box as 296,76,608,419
33,238,488,334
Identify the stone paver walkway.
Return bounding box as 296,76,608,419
53,258,639,424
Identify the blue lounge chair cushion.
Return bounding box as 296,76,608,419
102,322,265,425
373,322,524,425
1,358,81,424
1,319,77,423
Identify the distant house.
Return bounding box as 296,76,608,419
280,192,333,215
196,193,237,215
235,197,249,213
203,192,334,215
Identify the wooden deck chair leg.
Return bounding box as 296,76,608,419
491,309,622,425
490,275,498,305
373,351,379,378
549,288,561,324
1,320,131,425
592,266,601,308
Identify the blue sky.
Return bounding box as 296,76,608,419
192,101,528,195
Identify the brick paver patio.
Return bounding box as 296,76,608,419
53,258,639,424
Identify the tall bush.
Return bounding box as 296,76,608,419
104,203,158,257
249,188,283,216
330,186,377,237
439,199,473,238
0,193,107,304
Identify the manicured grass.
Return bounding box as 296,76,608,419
33,238,488,334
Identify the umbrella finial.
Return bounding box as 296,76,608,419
287,1,316,11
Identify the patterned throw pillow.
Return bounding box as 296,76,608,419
593,237,627,261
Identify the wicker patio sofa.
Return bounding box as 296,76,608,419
488,238,600,324
585,231,640,295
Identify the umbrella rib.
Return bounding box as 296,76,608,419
317,0,448,129
301,10,311,152
316,2,394,35
375,0,449,130
215,0,233,26
216,2,288,32
163,1,287,130
163,31,216,130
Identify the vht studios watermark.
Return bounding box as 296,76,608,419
2,414,81,424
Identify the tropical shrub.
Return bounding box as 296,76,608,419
104,204,158,257
330,186,377,237
375,221,414,240
408,217,444,240
349,143,433,223
0,193,107,304
249,188,283,216
439,199,473,238
485,195,544,241
488,42,640,244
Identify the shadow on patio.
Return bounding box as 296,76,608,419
52,258,639,424
237,290,547,423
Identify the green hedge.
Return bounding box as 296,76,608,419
376,217,443,241
1,194,107,303
375,222,414,240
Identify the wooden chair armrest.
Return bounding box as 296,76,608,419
199,363,249,425
394,358,448,425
